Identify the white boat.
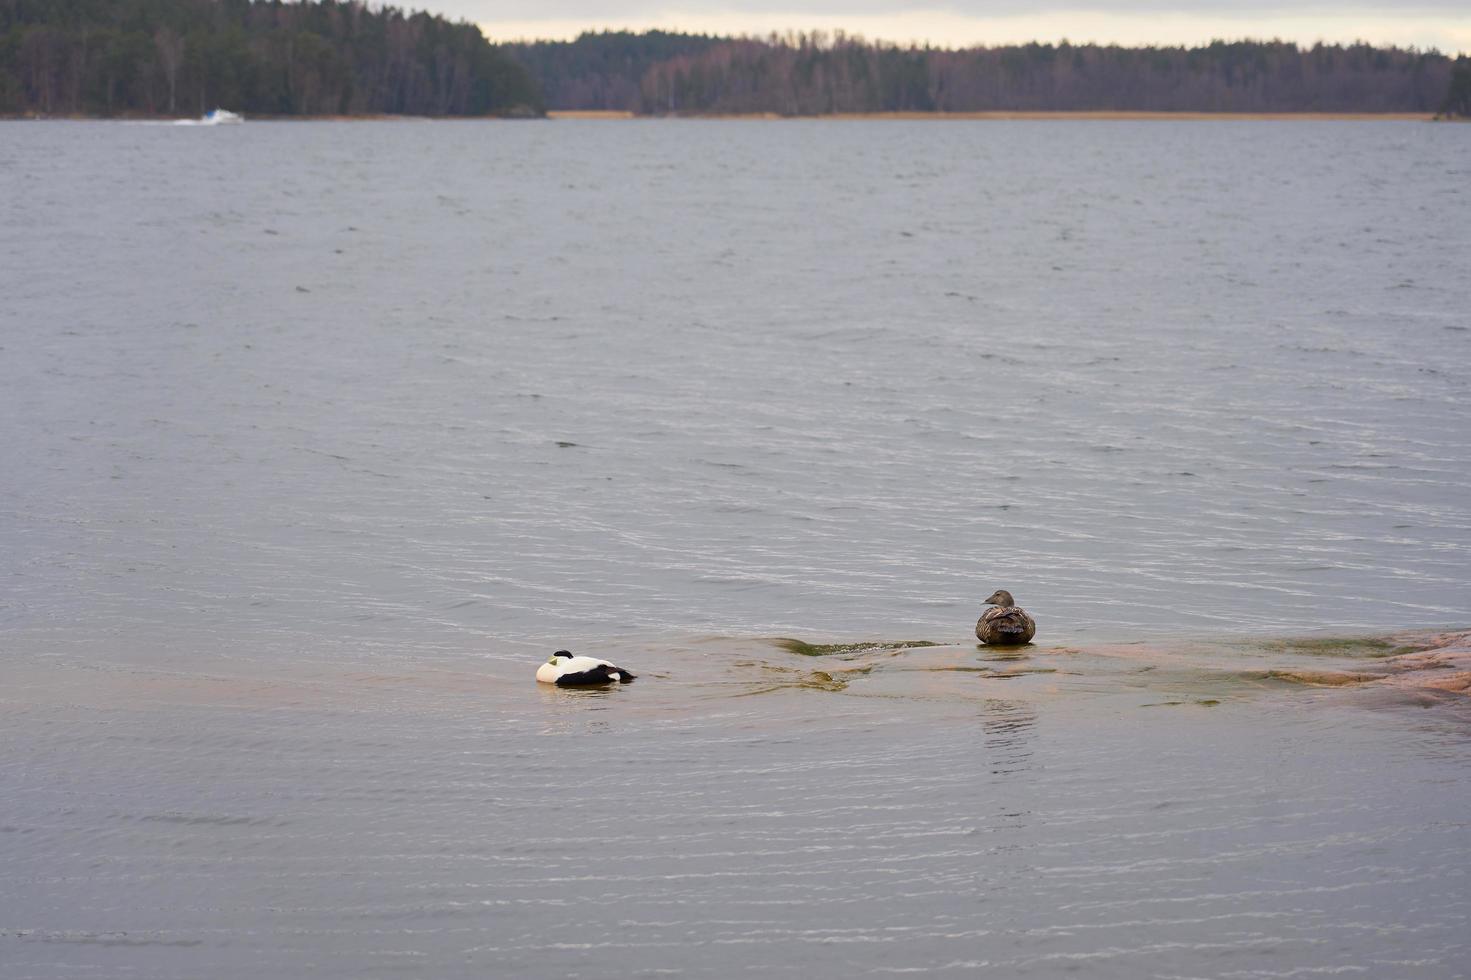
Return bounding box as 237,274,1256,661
175,108,244,126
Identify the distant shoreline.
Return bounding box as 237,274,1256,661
2,110,1451,123
548,109,1441,121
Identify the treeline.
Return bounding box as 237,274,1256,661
5,8,1467,120
1446,58,1471,116
0,0,540,117
510,31,1466,116
504,30,723,112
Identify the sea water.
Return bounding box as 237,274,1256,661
1,119,1469,977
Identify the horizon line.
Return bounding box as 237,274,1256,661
474,13,1471,57
488,27,1470,56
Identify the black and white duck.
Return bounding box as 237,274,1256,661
535,650,636,686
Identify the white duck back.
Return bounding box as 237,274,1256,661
536,655,630,684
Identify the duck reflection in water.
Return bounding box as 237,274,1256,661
981,697,1037,778
536,684,619,736
975,638,1038,779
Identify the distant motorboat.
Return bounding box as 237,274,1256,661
175,108,244,126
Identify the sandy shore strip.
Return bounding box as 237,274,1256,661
546,109,638,119
551,110,1438,121
815,110,1433,121
5,110,1444,123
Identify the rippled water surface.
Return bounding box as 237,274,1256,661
2,119,1470,978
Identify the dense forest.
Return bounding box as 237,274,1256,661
504,30,723,113
1445,57,1471,116
514,31,1459,116
510,31,1466,116
0,0,540,116
2,3,1467,119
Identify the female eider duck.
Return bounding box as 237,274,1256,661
535,650,636,687
976,590,1036,646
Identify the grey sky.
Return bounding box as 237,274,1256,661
430,1,1467,15
421,1,1470,52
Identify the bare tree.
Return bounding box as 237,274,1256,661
153,26,184,114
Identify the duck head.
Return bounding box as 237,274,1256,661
547,649,573,664
983,590,1016,607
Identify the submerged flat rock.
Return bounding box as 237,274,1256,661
1376,630,1471,693
754,629,1471,710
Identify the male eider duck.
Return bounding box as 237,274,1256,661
976,590,1036,646
535,650,636,687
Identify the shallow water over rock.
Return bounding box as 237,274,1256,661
3,630,1469,978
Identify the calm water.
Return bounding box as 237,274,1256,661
2,119,1469,978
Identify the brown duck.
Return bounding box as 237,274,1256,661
975,590,1036,646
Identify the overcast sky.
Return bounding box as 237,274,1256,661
417,2,1469,52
